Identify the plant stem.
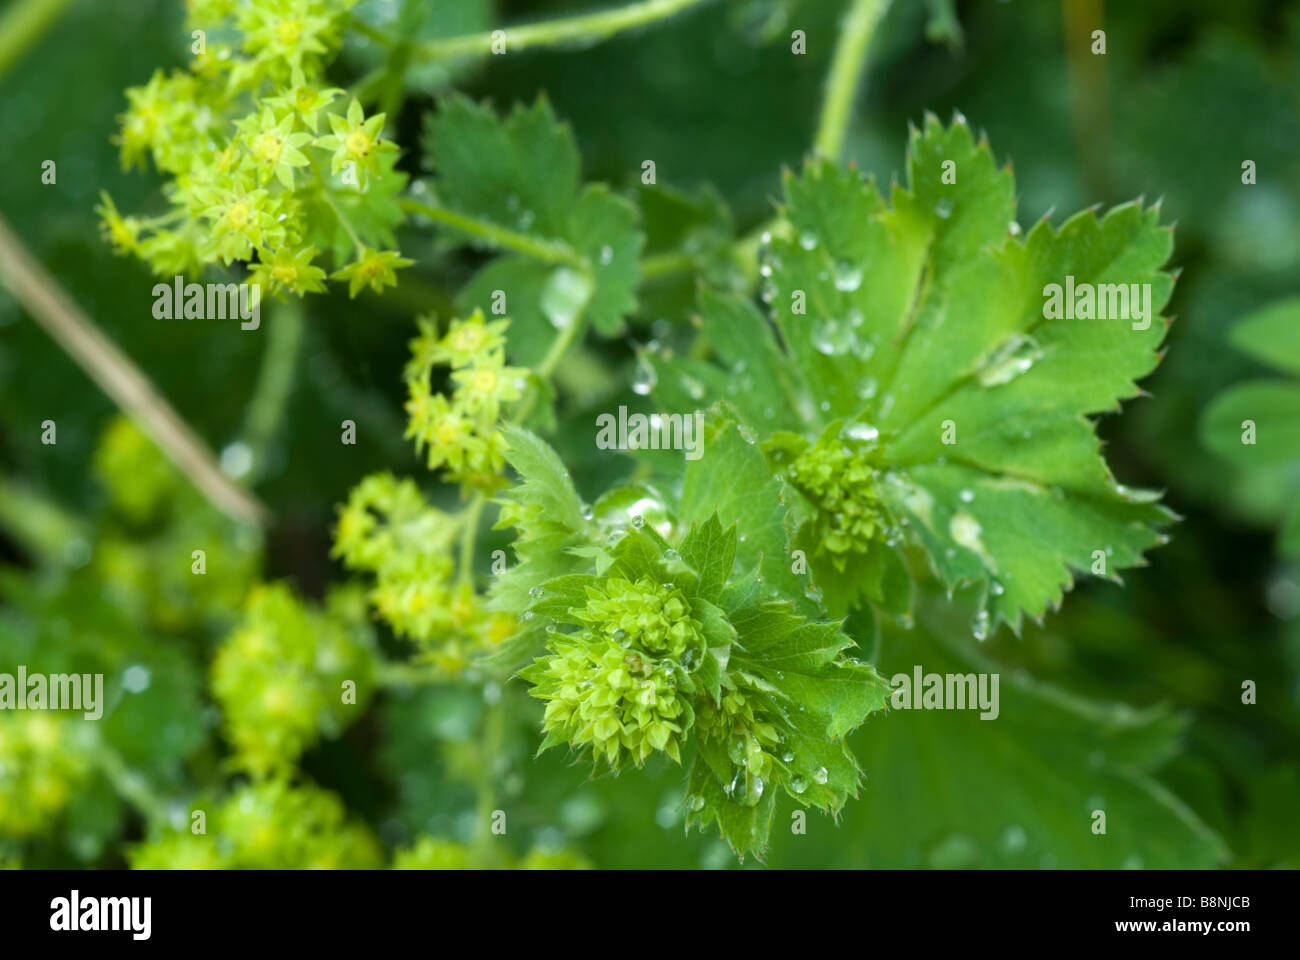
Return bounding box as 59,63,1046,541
414,0,716,62
510,306,587,426
0,211,269,528
0,0,72,81
374,660,447,687
398,197,586,268
348,16,396,47
640,250,697,281
813,0,892,161
92,733,169,825
240,298,305,484
458,492,487,584
472,697,507,864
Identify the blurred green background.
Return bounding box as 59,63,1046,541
1,0,1297,868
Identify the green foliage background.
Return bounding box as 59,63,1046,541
1,0,1298,868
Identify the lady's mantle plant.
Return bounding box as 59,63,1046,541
81,0,1183,865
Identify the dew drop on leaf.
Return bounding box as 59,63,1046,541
833,260,863,292
541,266,593,330
631,355,656,396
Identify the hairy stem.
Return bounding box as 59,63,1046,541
0,211,268,528
814,0,892,161
241,298,305,484
458,492,487,584
414,0,716,61
399,197,587,268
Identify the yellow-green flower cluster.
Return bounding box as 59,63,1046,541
696,686,782,808
0,714,93,837
129,780,382,869
100,0,410,300
783,429,888,566
575,576,705,659
332,473,516,670
211,583,375,775
525,634,690,768
404,311,526,494
91,417,261,632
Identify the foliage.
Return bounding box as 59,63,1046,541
2,0,1298,871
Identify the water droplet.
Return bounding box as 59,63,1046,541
843,422,879,443
781,751,795,763
681,375,705,401
1000,824,1027,853
812,320,839,355
687,794,705,811
663,548,680,561
856,376,878,400
1008,220,1022,237
805,584,824,603
833,260,863,292
541,266,593,330
959,488,975,503
798,230,818,251
630,514,645,528
598,244,614,265
632,355,656,396
971,609,990,641
122,665,151,694
790,777,808,794
528,585,544,598
977,332,1042,387
934,197,954,219
812,766,829,784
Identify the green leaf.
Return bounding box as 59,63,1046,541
769,610,1229,868
427,94,644,342
660,117,1177,633
684,569,890,858
490,426,598,611
1227,296,1300,376
678,513,738,604
1202,380,1300,468
679,407,813,612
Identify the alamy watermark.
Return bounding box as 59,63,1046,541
50,891,151,940
890,666,1000,720
0,666,103,720
1042,275,1152,330
596,406,704,460
152,276,261,330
